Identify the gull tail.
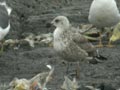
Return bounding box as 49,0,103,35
95,49,107,60
89,49,107,64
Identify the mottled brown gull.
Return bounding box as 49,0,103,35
88,0,120,47
51,16,106,77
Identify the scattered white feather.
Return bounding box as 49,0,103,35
85,86,100,90
46,65,52,70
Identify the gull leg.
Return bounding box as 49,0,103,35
66,62,80,79
76,61,80,79
0,42,4,55
95,32,104,48
66,62,70,75
106,40,114,48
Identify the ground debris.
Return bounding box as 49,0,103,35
61,76,79,90
0,33,53,50
8,65,54,90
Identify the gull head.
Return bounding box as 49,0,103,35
51,16,70,29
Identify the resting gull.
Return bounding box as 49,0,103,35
88,0,120,47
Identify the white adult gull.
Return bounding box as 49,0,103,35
51,16,107,78
88,0,120,47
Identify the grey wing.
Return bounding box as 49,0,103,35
71,28,96,54
0,5,9,29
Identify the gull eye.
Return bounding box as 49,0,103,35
55,19,59,23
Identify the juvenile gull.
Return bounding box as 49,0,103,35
52,16,106,77
88,0,120,47
0,2,12,52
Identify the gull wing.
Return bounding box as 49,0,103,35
70,27,96,54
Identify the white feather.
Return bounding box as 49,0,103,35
53,28,68,51
46,65,52,69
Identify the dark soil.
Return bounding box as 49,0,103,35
0,0,120,90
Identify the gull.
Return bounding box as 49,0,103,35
88,0,120,47
51,16,106,78
0,1,12,53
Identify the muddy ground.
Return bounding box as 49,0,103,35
0,0,120,90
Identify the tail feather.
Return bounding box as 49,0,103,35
96,49,107,60
96,55,107,60
89,49,107,64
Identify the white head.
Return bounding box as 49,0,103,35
51,16,70,29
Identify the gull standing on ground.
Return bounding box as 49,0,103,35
88,0,120,47
51,16,106,78
0,2,12,53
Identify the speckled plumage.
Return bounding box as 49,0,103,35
52,16,96,62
